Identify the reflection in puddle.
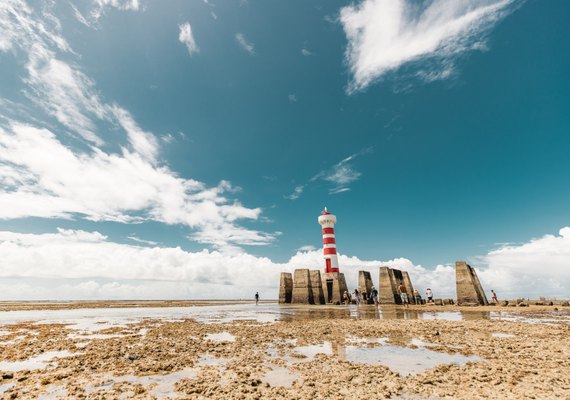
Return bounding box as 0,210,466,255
0,383,15,396
265,338,481,376
68,332,125,340
86,368,196,399
205,332,236,342
262,366,301,388
38,384,68,400
492,333,515,338
292,342,333,362
342,343,482,376
491,311,570,325
196,353,233,367
0,350,76,372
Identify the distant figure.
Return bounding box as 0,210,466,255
353,288,361,305
255,292,259,305
413,289,421,305
426,288,434,304
398,281,409,308
343,290,350,305
491,290,498,304
370,286,379,306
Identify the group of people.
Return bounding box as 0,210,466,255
342,285,436,307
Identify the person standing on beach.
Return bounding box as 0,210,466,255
353,288,360,305
398,281,409,308
370,286,379,306
426,288,434,304
491,290,498,304
255,292,259,305
413,289,421,305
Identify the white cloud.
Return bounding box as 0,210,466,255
235,33,255,55
285,185,304,200
91,0,140,21
288,94,297,102
127,236,158,246
297,245,316,252
301,48,312,56
0,122,275,248
0,2,275,249
478,228,570,299
178,22,199,56
340,0,515,92
0,227,568,300
286,150,370,200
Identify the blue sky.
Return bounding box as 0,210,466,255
0,0,569,299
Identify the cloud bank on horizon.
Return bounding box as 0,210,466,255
340,0,516,92
0,227,568,300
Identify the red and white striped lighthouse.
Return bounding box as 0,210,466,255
318,207,339,273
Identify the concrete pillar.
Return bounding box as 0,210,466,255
292,269,314,304
278,272,292,304
310,270,325,305
358,271,373,301
455,261,489,306
321,272,345,304
379,266,399,304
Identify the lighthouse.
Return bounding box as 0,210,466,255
318,207,348,303
318,207,339,273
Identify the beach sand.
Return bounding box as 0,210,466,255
0,301,569,399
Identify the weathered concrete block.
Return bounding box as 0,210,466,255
379,266,398,304
455,261,489,306
443,298,453,306
291,269,314,304
321,272,346,304
500,300,509,306
278,272,292,304
378,266,416,305
434,298,443,306
310,270,325,305
358,271,373,301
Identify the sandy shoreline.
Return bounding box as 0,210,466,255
1,302,569,399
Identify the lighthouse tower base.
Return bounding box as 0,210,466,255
321,272,348,304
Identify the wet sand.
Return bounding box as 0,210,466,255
1,302,569,399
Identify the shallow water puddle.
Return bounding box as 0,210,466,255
291,341,333,361
85,368,197,399
38,384,68,399
0,382,15,396
492,333,515,338
205,332,235,342
196,353,233,367
0,350,76,372
342,342,482,376
262,366,301,388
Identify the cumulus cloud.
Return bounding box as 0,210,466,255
478,228,570,299
178,22,199,56
235,33,255,55
340,0,516,92
0,2,274,250
0,227,568,300
0,123,275,248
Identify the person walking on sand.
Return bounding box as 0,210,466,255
491,290,498,304
426,288,434,304
370,286,379,306
255,292,259,305
398,281,409,308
